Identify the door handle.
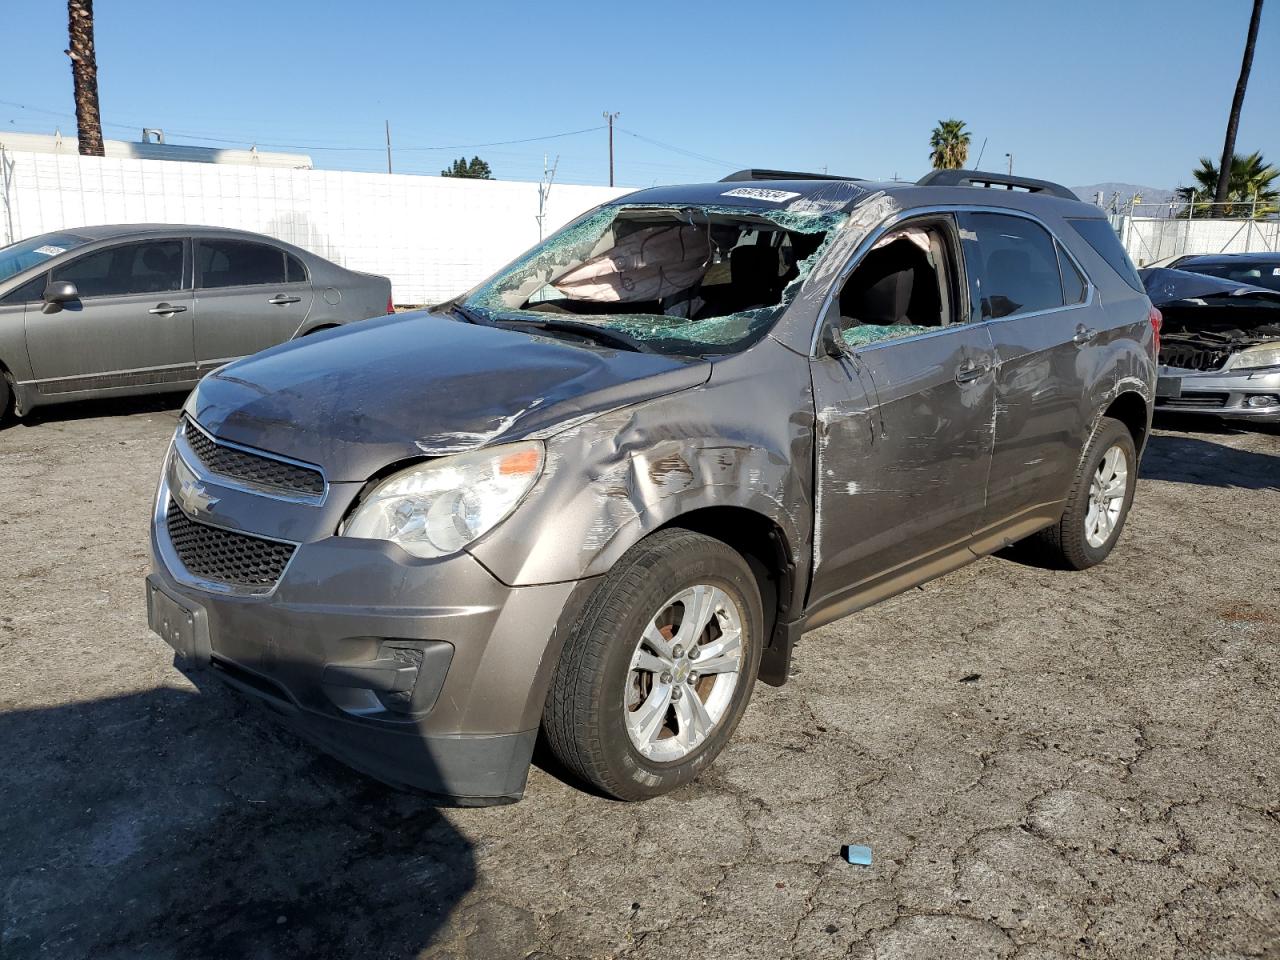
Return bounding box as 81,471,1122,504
1073,326,1099,345
954,360,990,384
268,294,302,305
149,303,187,316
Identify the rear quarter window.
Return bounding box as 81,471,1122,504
1066,218,1144,292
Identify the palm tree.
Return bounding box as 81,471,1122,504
1215,0,1265,204
1177,152,1278,218
66,0,104,156
929,120,971,170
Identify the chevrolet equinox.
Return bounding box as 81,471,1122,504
148,169,1158,804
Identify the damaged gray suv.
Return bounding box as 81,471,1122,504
148,169,1158,804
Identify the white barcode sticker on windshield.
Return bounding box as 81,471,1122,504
33,245,66,257
721,187,801,203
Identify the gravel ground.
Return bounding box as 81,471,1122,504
1,396,1277,960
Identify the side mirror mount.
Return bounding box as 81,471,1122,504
43,280,80,305
818,320,850,359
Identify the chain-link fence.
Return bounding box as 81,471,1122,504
1104,200,1278,266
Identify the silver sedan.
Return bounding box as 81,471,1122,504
0,225,392,421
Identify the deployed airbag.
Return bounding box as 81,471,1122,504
553,224,712,303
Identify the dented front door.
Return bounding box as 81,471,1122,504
808,324,997,608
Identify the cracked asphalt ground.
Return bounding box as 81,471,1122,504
1,396,1277,960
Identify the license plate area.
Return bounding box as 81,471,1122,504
1156,376,1183,399
147,575,211,666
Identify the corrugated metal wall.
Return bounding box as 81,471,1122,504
0,149,630,304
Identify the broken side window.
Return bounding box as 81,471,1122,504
835,221,957,348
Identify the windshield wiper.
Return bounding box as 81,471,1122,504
500,318,654,353
432,299,490,325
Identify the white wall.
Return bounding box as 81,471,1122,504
1117,214,1280,266
0,149,630,304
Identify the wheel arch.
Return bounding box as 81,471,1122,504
1102,390,1151,455
658,505,799,687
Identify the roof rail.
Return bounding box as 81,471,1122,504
720,168,860,183
916,169,1078,201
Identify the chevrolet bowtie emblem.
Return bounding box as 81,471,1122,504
174,454,220,514
179,476,220,513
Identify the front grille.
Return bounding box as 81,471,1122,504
1159,343,1232,372
1160,393,1230,409
183,420,324,497
165,501,296,588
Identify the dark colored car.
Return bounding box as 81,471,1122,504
1167,251,1280,292
0,225,392,421
1144,265,1280,422
147,169,1157,804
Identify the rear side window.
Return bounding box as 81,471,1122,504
197,240,287,289
959,212,1064,319
1058,242,1087,304
52,240,184,298
1066,218,1143,292
286,253,308,283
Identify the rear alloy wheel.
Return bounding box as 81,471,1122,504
1084,444,1129,549
1025,416,1137,570
543,529,763,800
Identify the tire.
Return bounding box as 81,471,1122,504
1026,417,1137,570
0,374,12,426
543,529,764,801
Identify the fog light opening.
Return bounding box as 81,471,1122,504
1244,395,1279,409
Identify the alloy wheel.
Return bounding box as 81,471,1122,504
1085,443,1129,548
624,584,745,763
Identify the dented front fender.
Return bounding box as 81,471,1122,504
466,337,816,592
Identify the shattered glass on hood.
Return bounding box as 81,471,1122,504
465,202,849,354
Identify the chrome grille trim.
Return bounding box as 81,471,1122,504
180,417,326,503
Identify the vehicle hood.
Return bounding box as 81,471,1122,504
187,312,711,481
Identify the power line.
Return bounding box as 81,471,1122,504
615,127,744,169
0,100,606,154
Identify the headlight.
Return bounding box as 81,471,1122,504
340,441,544,558
1225,343,1280,371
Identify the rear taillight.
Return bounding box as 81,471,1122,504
1148,305,1162,357
386,296,395,315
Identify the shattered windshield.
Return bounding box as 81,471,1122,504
463,203,848,355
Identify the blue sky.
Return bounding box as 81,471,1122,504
1,0,1276,190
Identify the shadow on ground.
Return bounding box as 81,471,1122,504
9,391,188,427
1140,430,1279,490
0,671,475,959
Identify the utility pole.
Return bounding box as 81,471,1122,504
1005,152,1013,176
385,120,392,175
603,111,619,187
536,153,560,240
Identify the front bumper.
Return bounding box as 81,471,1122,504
1154,364,1280,422
148,452,585,804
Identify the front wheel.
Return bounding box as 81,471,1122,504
542,529,763,801
1026,417,1138,570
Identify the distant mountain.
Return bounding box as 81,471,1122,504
1071,182,1177,207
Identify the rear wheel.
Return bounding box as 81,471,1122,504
543,529,763,800
1026,417,1137,569
0,374,12,426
